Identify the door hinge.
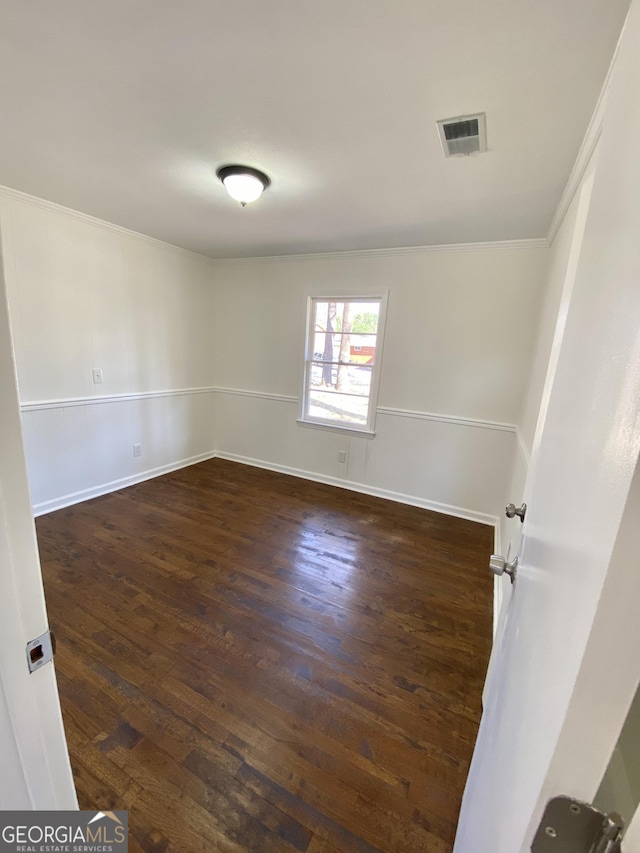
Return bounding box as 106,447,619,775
532,796,624,852
26,630,56,674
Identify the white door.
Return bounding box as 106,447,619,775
0,247,76,809
455,2,640,851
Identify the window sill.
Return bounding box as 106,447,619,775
296,418,376,439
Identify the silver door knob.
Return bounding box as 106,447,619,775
506,502,527,522
489,554,518,583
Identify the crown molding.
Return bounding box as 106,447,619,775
210,238,548,264
0,186,549,266
0,184,216,265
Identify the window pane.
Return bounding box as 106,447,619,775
309,362,372,396
337,364,372,396
308,389,368,427
311,332,340,362
310,361,336,387
313,302,334,331
350,303,380,334
347,337,377,365
317,302,348,330
303,296,384,433
311,332,377,365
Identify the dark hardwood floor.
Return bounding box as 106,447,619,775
36,458,493,853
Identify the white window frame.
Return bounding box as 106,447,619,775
298,293,388,436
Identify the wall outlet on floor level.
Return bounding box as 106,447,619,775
92,368,103,384
133,443,142,457
337,450,348,463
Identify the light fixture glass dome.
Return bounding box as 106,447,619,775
222,173,265,204
217,165,270,206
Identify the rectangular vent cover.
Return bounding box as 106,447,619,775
437,113,487,157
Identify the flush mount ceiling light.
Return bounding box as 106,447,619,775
217,165,271,206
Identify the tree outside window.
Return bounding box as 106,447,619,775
301,296,387,433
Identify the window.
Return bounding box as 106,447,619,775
300,295,387,434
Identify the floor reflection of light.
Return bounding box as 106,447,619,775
290,513,361,605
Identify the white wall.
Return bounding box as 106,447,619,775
1,186,549,525
0,188,216,513
213,246,548,522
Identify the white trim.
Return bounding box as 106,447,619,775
0,185,215,265
378,406,516,433
212,238,548,264
301,293,388,435
19,386,518,437
0,184,548,264
32,451,216,517
494,518,501,554
546,29,621,245
20,386,216,412
215,387,517,434
213,386,298,405
222,390,518,436
296,418,376,439
215,450,499,527
29,443,502,528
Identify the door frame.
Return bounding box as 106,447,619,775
0,244,76,809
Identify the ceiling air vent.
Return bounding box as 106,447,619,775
437,113,487,157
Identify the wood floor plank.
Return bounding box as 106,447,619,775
37,458,493,852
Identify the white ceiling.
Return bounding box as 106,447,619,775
0,0,630,258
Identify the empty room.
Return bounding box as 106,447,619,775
2,1,640,852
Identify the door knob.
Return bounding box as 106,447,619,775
506,502,527,522
489,554,518,583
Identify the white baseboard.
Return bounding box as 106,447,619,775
32,451,217,517
215,450,499,528
33,448,500,535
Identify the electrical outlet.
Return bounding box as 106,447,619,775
92,368,103,384
337,450,348,463
133,443,142,457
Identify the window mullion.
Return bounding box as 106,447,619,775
301,295,387,433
